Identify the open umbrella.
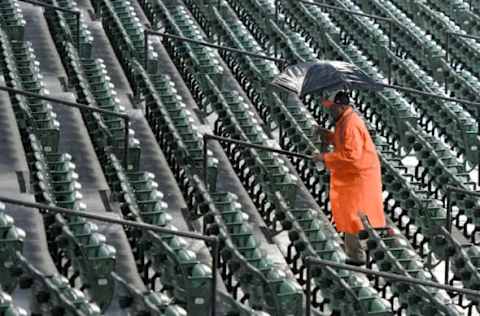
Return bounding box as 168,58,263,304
271,60,384,96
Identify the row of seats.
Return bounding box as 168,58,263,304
426,0,480,34
209,191,304,315
44,0,141,171
431,227,480,311
112,273,188,316
224,0,308,63
19,254,103,315
355,0,480,118
105,154,200,315
94,0,217,184
392,0,480,76
0,29,60,152
183,0,285,133
0,14,119,311
92,0,156,64
227,0,317,59
28,132,117,310
361,220,460,315
0,202,102,315
0,3,60,150
141,0,225,112
0,205,26,294
0,0,25,41
46,0,94,59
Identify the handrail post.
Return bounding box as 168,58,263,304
275,0,279,24
211,238,219,316
445,188,452,285
305,256,312,316
76,11,81,50
388,21,393,84
445,32,450,93
446,32,450,64
123,116,130,171
203,134,210,189
478,108,480,186
144,29,149,69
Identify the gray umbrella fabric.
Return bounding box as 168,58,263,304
271,61,383,96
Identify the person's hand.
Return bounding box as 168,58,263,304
314,125,331,138
312,151,324,162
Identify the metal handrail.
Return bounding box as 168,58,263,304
202,134,313,187
143,29,286,69
0,85,130,171
0,196,220,316
305,256,480,316
379,83,480,108
445,31,480,64
378,83,480,185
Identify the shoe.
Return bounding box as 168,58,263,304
345,257,366,266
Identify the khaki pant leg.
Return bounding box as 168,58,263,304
344,233,366,262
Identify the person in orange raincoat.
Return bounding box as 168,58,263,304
312,91,385,265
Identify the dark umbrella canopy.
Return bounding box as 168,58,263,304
271,61,384,96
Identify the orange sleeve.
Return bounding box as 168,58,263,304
325,131,334,144
323,124,364,171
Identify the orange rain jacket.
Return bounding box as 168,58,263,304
321,102,385,234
